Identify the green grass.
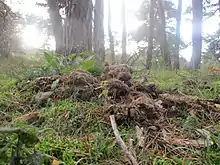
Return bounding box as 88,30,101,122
149,70,184,89
148,69,220,99
0,55,43,73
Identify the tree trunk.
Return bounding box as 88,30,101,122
190,0,203,69
174,0,182,69
158,0,171,69
121,0,127,64
146,0,156,69
108,0,116,65
87,0,93,52
47,0,63,54
64,0,93,53
94,0,105,62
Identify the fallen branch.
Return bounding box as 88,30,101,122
110,115,138,165
0,127,22,133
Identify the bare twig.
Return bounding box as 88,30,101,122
110,115,138,165
135,126,145,149
128,138,137,160
0,127,22,133
203,7,220,22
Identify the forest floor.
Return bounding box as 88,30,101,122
0,56,220,165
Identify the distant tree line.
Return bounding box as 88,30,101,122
1,0,220,70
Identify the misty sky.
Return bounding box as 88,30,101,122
8,0,220,61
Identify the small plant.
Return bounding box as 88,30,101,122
44,51,104,76
0,126,54,165
0,127,40,164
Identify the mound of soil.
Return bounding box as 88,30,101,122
32,70,101,102
18,66,220,159
27,67,220,127
102,64,132,86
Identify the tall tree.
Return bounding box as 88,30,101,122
64,0,93,52
174,0,182,69
47,0,63,54
46,0,93,54
87,0,93,52
0,0,20,57
121,0,127,64
146,0,156,69
108,0,115,65
94,0,105,62
133,0,187,68
158,0,171,69
204,28,220,62
190,0,203,69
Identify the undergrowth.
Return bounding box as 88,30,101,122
0,55,220,164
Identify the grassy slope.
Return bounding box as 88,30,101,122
0,56,220,165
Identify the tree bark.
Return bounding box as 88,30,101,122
146,0,156,69
158,0,171,69
121,0,127,64
87,0,93,52
174,0,182,69
94,0,105,62
47,0,63,54
64,0,93,53
108,0,116,65
190,0,203,69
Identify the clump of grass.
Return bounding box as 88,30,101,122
7,99,124,164
148,69,220,99
36,133,121,164
149,70,184,89
0,55,43,74
39,100,106,136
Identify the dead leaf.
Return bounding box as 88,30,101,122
162,129,212,148
51,159,59,165
215,104,220,110
155,100,163,108
34,91,53,103
15,111,40,121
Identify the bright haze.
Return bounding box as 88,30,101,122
8,0,220,61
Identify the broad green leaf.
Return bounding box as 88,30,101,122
66,53,77,58
80,51,94,56
79,60,96,70
61,65,74,73
44,52,58,68
84,55,95,61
